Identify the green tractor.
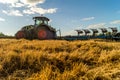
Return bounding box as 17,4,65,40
15,16,56,40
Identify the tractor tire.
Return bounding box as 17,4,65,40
37,29,48,39
15,31,26,39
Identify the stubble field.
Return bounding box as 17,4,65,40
0,39,120,80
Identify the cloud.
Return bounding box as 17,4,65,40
0,0,57,16
30,7,57,14
64,30,77,36
2,10,23,16
87,23,106,29
23,6,57,15
110,20,120,24
20,0,45,6
0,17,5,21
23,7,57,15
0,0,45,7
25,0,45,3
11,3,24,7
23,9,35,14
81,17,95,21
0,0,18,4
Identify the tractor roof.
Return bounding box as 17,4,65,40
33,16,50,21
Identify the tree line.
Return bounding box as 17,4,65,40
0,32,6,37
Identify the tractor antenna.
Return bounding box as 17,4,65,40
41,14,44,16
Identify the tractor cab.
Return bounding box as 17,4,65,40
33,16,50,26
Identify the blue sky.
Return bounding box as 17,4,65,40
0,0,120,36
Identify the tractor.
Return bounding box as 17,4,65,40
15,16,56,40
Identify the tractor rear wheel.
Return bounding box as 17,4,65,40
37,29,48,39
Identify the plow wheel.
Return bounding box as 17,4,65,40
16,31,26,39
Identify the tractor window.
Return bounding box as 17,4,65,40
44,21,48,25
36,20,43,25
35,19,48,25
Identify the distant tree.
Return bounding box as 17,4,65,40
0,32,6,37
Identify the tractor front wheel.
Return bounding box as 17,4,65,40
16,31,26,39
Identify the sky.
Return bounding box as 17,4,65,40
0,0,120,36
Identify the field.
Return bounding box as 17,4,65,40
0,39,120,80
